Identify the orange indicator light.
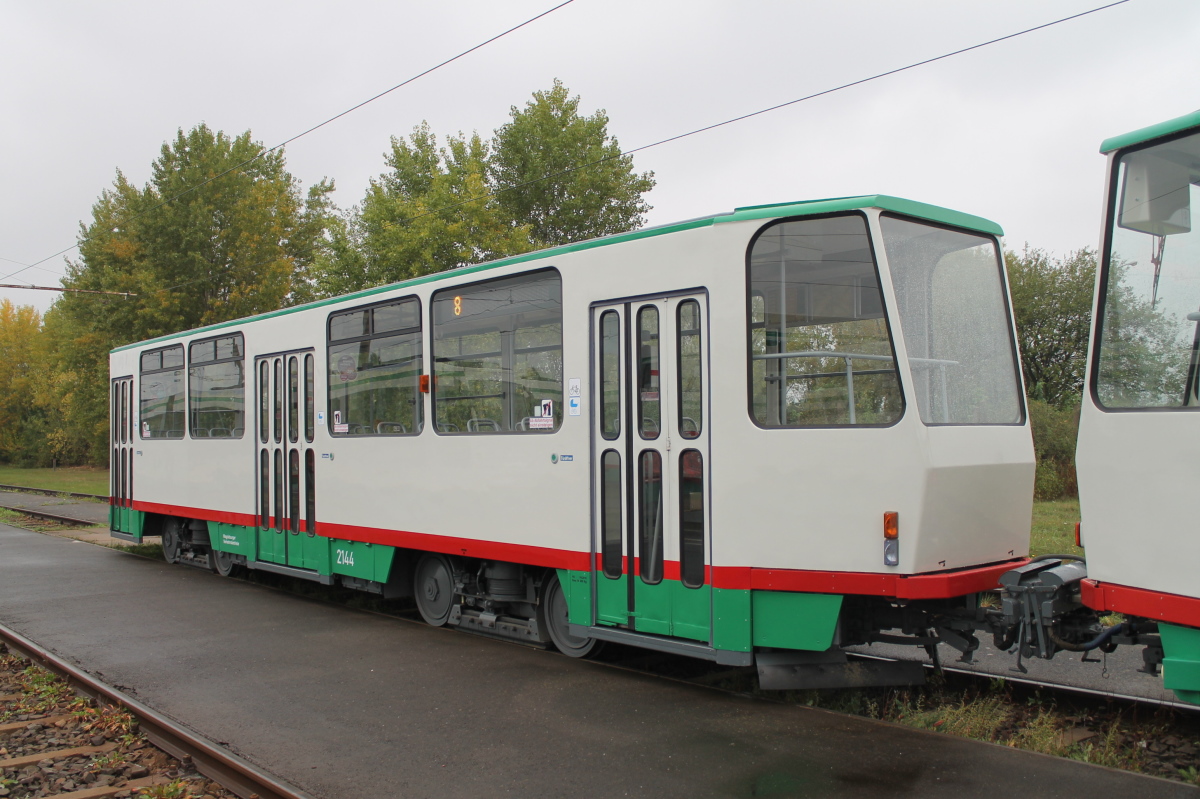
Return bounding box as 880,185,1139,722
884,511,899,540
1074,522,1081,548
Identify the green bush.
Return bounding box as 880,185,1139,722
1028,398,1079,500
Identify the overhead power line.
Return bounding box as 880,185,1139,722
0,283,136,298
391,0,1131,226
1,0,576,284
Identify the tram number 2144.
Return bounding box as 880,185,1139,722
335,549,355,567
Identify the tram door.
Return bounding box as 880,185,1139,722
254,351,319,570
591,293,711,642
110,376,135,529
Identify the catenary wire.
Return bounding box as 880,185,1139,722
389,0,1132,227
0,0,576,284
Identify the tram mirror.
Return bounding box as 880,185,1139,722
1118,151,1192,236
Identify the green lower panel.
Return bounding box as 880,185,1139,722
207,522,256,560
751,591,842,651
109,506,145,539
1159,622,1200,706
596,573,628,625
671,582,710,642
561,569,592,626
634,580,672,636
329,539,394,582
712,588,752,652
257,528,286,564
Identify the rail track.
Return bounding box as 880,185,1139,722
0,485,106,502
0,625,310,799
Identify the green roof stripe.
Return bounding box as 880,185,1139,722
111,195,1001,353
1100,110,1200,154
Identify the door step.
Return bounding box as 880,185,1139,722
246,559,334,584
570,624,753,666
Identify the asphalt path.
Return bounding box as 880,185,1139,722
0,523,1192,798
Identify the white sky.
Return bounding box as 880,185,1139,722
2,0,1198,314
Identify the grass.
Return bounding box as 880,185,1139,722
1029,498,1083,558
0,465,108,496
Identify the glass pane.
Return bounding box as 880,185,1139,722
600,310,621,440
273,448,283,531
189,340,216,364
748,215,903,427
141,352,161,372
289,448,300,533
140,365,184,438
882,216,1022,424
260,449,270,527
601,449,623,579
119,382,127,443
189,360,245,437
161,347,184,370
259,361,269,444
329,332,422,435
273,359,282,444
638,450,663,584
305,354,315,443
679,450,705,589
678,300,703,438
637,306,660,439
216,335,241,360
329,310,369,341
1096,131,1200,408
288,356,299,444
373,300,419,333
305,449,316,536
432,271,561,434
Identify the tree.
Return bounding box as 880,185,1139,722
1004,246,1097,407
314,123,536,296
491,79,655,247
45,124,333,462
0,300,47,464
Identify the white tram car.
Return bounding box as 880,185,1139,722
111,196,1035,685
1074,111,1200,704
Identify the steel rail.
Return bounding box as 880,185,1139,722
0,624,313,799
0,483,107,500
0,503,104,527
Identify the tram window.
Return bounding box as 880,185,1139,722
881,215,1022,424
327,297,422,437
287,356,299,444
600,310,621,440
304,354,315,443
188,333,245,438
432,270,562,434
677,300,703,438
679,450,705,589
119,381,128,443
305,449,316,536
639,450,663,584
601,449,623,579
273,448,283,530
259,450,270,527
747,214,903,427
289,448,300,533
258,361,270,444
273,359,283,444
637,306,660,439
139,344,185,438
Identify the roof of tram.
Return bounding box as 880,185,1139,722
1101,109,1200,154
112,194,1002,353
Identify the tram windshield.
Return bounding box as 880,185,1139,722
881,217,1023,425
1095,130,1200,409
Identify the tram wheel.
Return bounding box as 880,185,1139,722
210,549,236,577
541,573,600,658
161,521,182,564
414,553,456,627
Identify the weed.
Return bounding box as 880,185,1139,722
137,779,190,798
90,750,129,771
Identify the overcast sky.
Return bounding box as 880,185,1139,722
3,0,1198,314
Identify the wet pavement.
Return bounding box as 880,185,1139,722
0,523,1193,798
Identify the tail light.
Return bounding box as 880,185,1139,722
884,511,899,567
1074,522,1082,548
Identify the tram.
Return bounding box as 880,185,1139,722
1074,111,1200,704
110,195,1035,687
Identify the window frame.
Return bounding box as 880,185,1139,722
744,211,906,430
186,332,246,440
138,343,186,440
430,267,564,436
1090,127,1200,414
878,212,1026,427
325,295,424,437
